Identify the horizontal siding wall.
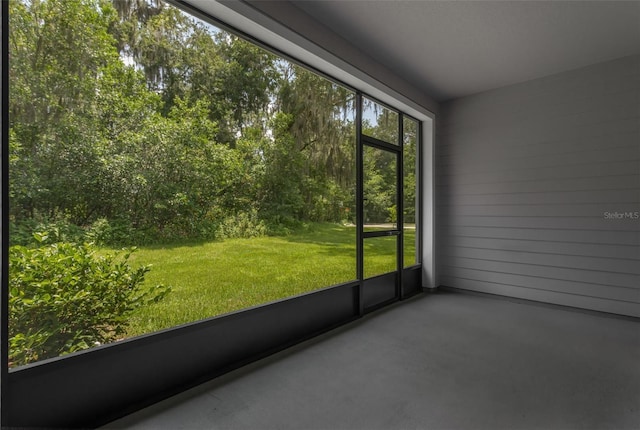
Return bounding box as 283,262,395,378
437,55,640,317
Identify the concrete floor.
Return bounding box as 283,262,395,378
106,290,640,430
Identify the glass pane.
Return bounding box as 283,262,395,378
364,236,397,279
8,0,356,367
363,146,397,232
362,97,399,145
403,118,419,267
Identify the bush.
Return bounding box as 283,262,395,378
8,234,171,367
9,216,86,246
215,209,267,239
86,217,152,246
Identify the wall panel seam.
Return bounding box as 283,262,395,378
438,264,639,290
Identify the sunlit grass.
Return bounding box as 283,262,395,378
120,223,417,337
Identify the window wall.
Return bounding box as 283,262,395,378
6,0,422,369
7,0,359,367
2,1,432,427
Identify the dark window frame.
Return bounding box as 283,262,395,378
0,0,425,426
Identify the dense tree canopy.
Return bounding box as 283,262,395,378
9,0,415,244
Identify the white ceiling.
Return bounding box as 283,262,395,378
291,0,640,101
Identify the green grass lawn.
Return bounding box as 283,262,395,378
122,223,417,337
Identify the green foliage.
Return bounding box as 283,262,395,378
299,174,354,225
9,216,86,246
7,0,419,367
9,235,170,367
259,113,305,225
8,0,377,244
9,0,121,224
86,217,151,246
215,209,267,240
363,147,397,224
388,205,397,224
403,119,419,223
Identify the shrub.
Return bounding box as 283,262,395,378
86,217,151,246
8,234,171,367
9,216,85,246
215,209,267,239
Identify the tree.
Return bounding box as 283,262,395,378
276,64,356,222
9,0,121,223
110,0,165,58
259,113,305,225
213,34,278,142
8,0,364,240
